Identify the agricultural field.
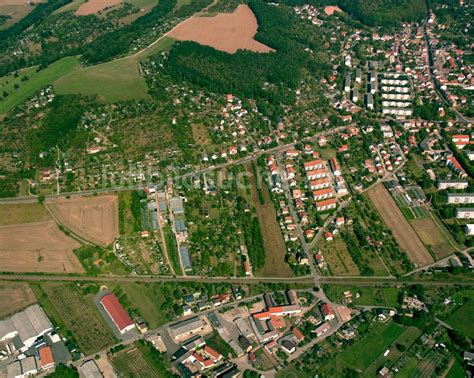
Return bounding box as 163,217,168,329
168,4,274,53
33,283,115,354
0,0,43,29
410,217,456,260
0,56,80,115
247,164,292,278
0,220,83,273
110,340,171,377
0,281,37,318
75,0,121,15
317,237,360,276
0,202,50,225
46,195,119,247
367,184,434,267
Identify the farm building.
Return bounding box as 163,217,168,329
79,359,103,378
8,356,38,377
170,317,206,340
99,293,135,334
0,304,53,349
169,197,184,214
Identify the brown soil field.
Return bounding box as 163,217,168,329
168,4,274,54
0,220,83,273
247,165,293,277
368,184,434,267
75,0,121,15
0,4,33,29
47,195,119,247
410,218,456,259
0,202,50,226
324,5,342,15
0,281,37,318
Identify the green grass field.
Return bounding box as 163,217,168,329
54,37,174,102
54,57,150,102
163,226,183,276
119,282,171,328
324,285,401,307
0,56,80,114
339,321,405,372
446,300,474,338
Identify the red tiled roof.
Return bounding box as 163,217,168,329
100,293,134,332
39,346,54,368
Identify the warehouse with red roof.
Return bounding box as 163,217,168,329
99,293,135,334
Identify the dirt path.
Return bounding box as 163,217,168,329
367,184,434,267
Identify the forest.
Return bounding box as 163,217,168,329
337,0,426,28
158,0,331,118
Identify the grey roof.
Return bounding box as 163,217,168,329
80,360,104,378
170,317,204,338
11,311,36,344
9,305,52,344
169,197,184,213
179,246,192,271
24,305,52,335
175,219,187,232
448,193,474,197
0,318,16,340
7,360,22,378
21,356,38,374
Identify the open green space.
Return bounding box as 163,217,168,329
340,322,404,372
54,36,174,102
0,56,80,114
446,299,474,338
163,226,183,276
205,330,237,358
54,57,149,102
117,282,171,328
323,285,401,307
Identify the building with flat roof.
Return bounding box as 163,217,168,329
447,193,474,204
99,293,135,334
456,208,474,219
170,317,205,340
0,304,53,349
80,360,104,378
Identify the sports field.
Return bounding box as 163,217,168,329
168,4,274,53
0,56,80,114
367,184,434,267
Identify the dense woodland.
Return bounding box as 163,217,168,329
157,0,331,120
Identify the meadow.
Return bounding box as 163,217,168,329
0,56,80,114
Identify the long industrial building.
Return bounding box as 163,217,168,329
0,304,53,349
